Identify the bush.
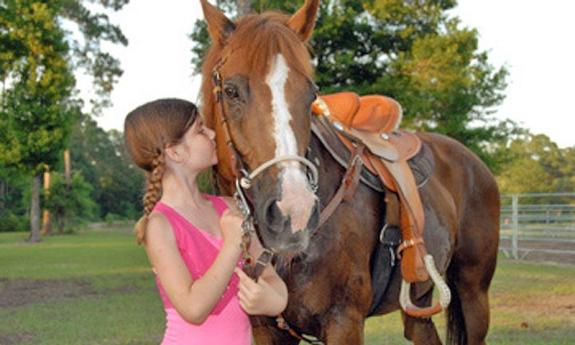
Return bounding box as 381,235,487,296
104,212,120,225
44,171,97,233
0,210,27,232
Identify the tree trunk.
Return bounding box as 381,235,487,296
63,149,71,232
28,173,42,243
237,0,252,16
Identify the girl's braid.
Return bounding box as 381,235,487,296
135,152,166,244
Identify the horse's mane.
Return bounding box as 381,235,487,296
200,11,314,128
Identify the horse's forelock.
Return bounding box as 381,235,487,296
201,11,313,126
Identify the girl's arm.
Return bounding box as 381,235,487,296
145,211,242,325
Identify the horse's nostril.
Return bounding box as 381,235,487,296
264,199,286,232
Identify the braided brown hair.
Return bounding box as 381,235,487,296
124,99,198,244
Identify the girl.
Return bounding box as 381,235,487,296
124,98,287,345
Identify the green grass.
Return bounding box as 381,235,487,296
1,229,574,344
0,228,163,345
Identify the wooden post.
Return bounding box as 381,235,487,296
41,165,51,235
64,149,71,190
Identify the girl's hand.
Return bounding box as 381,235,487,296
235,268,288,316
219,209,244,254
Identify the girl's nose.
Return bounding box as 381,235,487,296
205,126,216,140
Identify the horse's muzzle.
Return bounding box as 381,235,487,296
257,197,320,254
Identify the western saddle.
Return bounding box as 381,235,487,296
311,92,451,318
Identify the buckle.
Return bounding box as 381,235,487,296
256,249,274,266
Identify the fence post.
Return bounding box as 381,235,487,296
511,194,519,259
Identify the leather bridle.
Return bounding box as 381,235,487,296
210,56,366,345
210,57,319,274
210,54,366,255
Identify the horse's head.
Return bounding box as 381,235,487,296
200,0,321,254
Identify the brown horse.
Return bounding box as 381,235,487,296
199,1,500,344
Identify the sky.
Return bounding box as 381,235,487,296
90,0,575,148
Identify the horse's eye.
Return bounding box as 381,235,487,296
224,85,239,99
309,82,319,103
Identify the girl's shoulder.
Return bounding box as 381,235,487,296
147,210,170,229
145,211,177,248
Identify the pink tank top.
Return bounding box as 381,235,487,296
151,195,251,345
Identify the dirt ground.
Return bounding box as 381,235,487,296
0,279,97,345
0,278,139,345
0,278,97,308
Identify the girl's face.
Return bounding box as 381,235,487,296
175,117,218,172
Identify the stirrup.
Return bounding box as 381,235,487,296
399,254,451,318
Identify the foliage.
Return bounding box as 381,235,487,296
44,171,97,233
497,133,575,194
46,0,129,113
0,0,128,171
0,0,128,236
0,209,27,232
190,0,511,169
0,166,29,220
0,0,78,174
68,113,143,220
0,113,145,233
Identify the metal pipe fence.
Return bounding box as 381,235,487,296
499,192,575,261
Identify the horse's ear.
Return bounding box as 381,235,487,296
200,0,235,45
287,0,320,42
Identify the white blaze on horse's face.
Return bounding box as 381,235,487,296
266,54,317,234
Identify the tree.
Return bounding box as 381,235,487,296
190,0,511,168
497,134,575,194
68,113,143,220
44,171,97,233
0,0,128,241
497,157,554,195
